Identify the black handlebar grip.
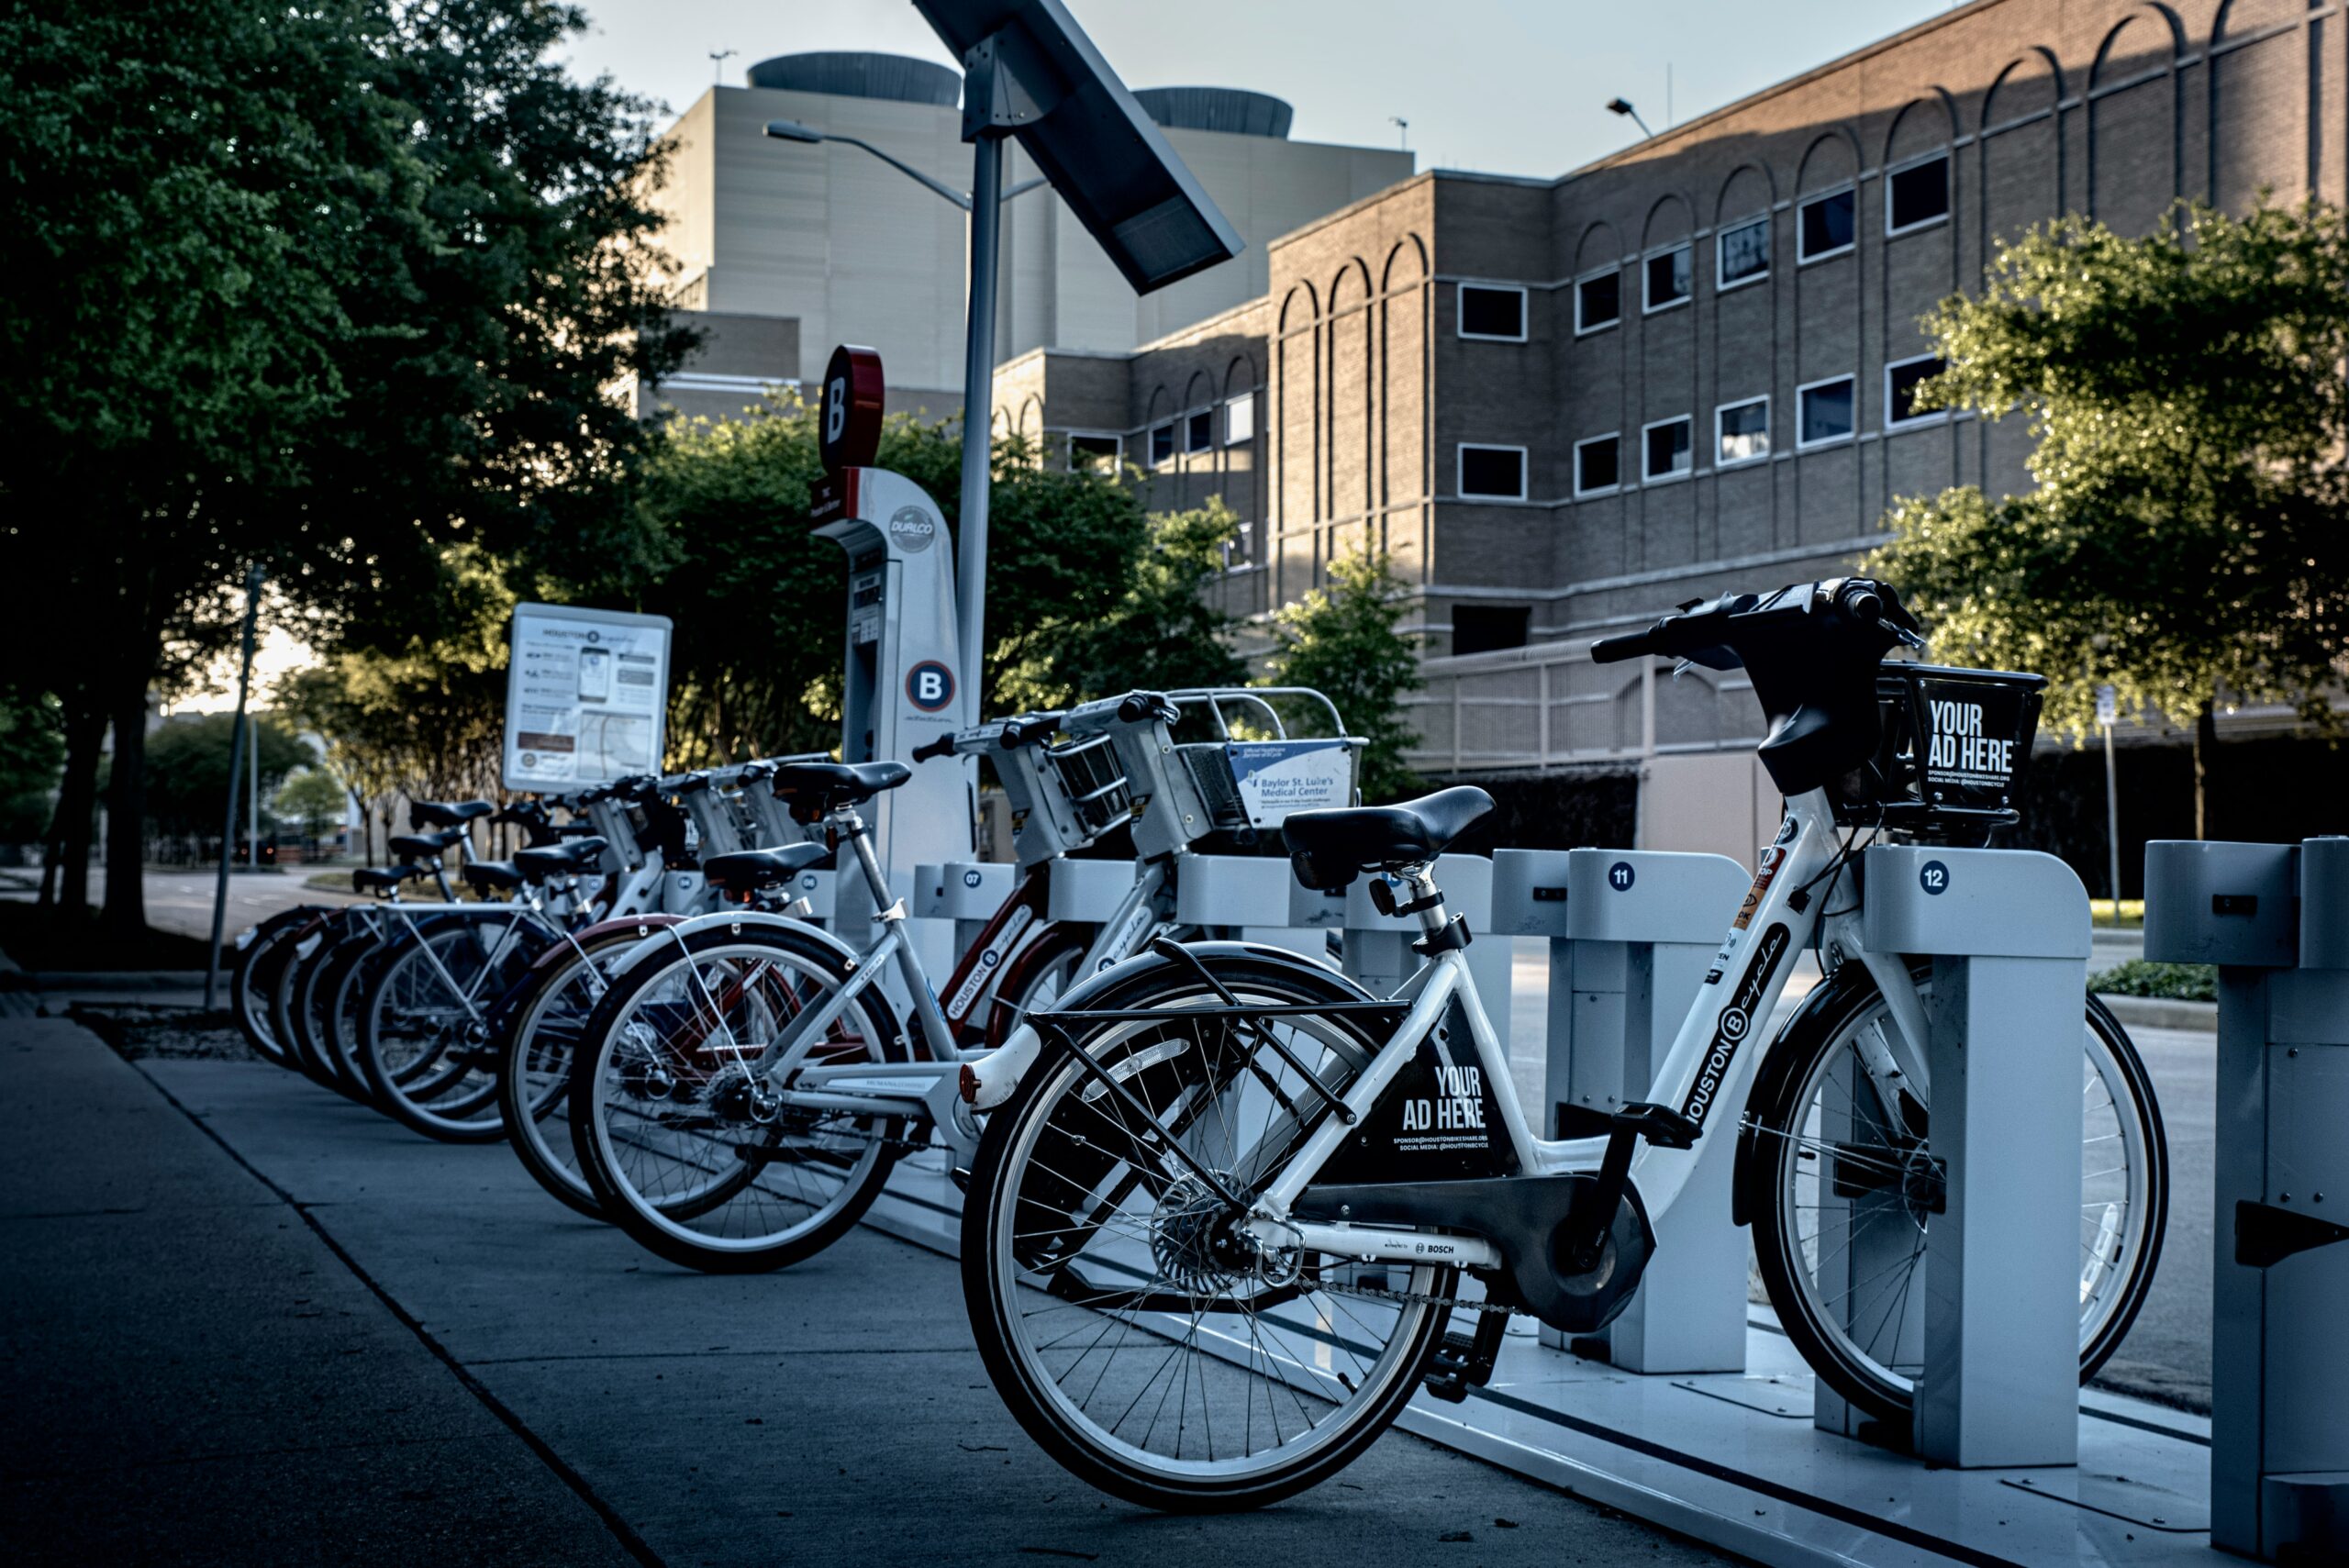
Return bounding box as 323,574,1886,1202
1115,692,1158,724
1589,630,1653,664
909,734,955,762
1845,586,1885,625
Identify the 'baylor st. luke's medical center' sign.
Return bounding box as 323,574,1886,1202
502,603,673,793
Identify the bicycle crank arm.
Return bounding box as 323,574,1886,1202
1281,1221,1500,1271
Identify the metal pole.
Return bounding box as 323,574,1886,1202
204,564,265,1011
2102,718,2122,924
248,695,260,867
955,132,1005,728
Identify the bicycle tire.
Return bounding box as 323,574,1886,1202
1743,962,2168,1428
963,947,1450,1512
228,910,310,1070
356,917,550,1143
495,926,654,1219
568,922,909,1273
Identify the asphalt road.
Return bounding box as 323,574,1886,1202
0,866,358,945
3,1018,1731,1568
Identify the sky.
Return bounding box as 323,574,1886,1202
560,0,1959,179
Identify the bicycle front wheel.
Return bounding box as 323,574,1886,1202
356,919,545,1142
963,951,1450,1512
569,924,909,1273
497,926,652,1218
1744,965,2168,1427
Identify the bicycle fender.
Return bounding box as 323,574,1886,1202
959,940,1374,1112
517,913,683,981
595,907,861,984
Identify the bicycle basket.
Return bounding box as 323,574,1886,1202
1175,744,1250,832
1041,732,1132,838
1202,739,1359,830
1838,662,2046,835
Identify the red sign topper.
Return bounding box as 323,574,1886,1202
819,344,886,475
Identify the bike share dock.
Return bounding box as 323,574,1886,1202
857,840,2237,1568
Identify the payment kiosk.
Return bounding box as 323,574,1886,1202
809,345,974,962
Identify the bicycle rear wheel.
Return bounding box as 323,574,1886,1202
1744,965,2167,1427
963,951,1449,1512
229,910,310,1069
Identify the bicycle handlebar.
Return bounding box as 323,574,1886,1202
909,734,955,763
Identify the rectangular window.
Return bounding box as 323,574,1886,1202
1642,415,1693,481
1068,432,1120,474
1885,355,1948,427
1718,216,1770,289
1149,423,1174,465
1798,187,1856,262
1716,396,1770,466
1798,375,1856,447
1644,244,1692,313
1458,283,1528,341
1574,432,1620,496
1887,154,1951,235
1224,392,1255,445
1220,518,1254,572
1453,605,1531,656
1185,409,1214,453
1575,270,1620,334
1457,443,1528,501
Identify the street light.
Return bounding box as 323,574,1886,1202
1605,97,1654,139
762,120,1047,210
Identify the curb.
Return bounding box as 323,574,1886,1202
0,970,212,993
2096,992,2217,1033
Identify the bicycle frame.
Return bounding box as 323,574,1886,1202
1237,786,1931,1273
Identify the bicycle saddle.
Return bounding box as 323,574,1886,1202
774,761,911,817
702,843,830,895
513,838,607,879
352,863,429,894
410,799,495,828
387,828,465,860
1283,785,1495,892
462,860,524,893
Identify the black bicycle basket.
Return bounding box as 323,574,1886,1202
1834,662,2046,837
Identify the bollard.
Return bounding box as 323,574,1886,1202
1842,844,2089,1467
915,862,1016,970
1493,848,1751,1373
2146,836,2349,1562
1341,855,1508,1054
1174,855,1323,962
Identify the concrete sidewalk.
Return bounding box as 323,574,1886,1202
0,1018,640,1566
3,1017,1724,1568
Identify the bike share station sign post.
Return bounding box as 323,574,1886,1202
810,343,973,975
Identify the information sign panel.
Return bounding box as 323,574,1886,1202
502,603,673,792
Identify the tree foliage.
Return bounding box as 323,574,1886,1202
1866,201,2349,828
1263,548,1423,802
274,767,351,844
0,0,690,929
139,714,311,842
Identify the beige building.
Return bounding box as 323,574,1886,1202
643,52,1411,414
999,0,2341,862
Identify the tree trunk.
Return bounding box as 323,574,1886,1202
99,671,151,939
46,701,106,916
2192,699,2219,840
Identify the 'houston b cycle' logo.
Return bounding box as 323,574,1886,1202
906,661,955,713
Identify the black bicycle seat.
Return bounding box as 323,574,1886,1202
462,860,524,893
409,799,495,828
387,828,464,860
352,863,429,894
774,761,911,817
1284,786,1495,892
514,838,607,879
702,843,831,895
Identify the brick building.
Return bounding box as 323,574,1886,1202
999,0,2341,860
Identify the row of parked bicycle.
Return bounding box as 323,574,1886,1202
228,580,2173,1514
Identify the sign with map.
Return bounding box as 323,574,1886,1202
502,604,673,793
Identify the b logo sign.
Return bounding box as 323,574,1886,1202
906,661,955,713
818,344,885,474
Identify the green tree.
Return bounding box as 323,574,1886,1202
274,767,350,847
0,0,689,933
139,715,310,845
1262,548,1423,802
1867,200,2349,833
0,689,64,849
633,395,1165,760
996,497,1248,710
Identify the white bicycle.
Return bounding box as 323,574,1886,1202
957,578,2166,1510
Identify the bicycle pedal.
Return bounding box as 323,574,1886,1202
1420,1309,1509,1404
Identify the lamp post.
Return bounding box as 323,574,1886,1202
204,563,265,1011
762,119,1045,724
1605,97,1655,139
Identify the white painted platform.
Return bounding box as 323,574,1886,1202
863,1149,2219,1568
